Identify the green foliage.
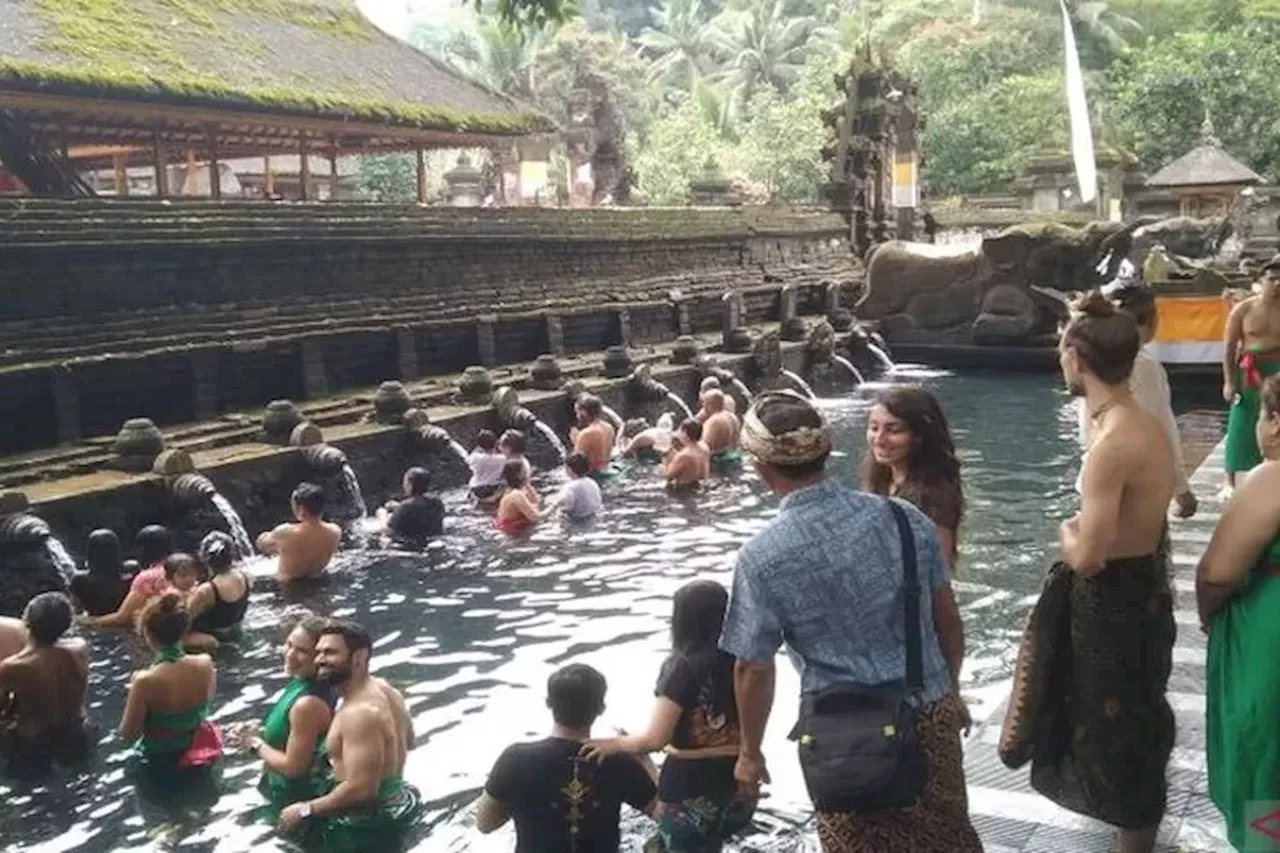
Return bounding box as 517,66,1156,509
633,97,726,203
730,73,827,201
483,0,578,31
357,154,418,202
536,22,655,140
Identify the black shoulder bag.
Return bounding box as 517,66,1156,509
790,499,928,812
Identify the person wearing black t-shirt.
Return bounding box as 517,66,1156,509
380,467,445,546
476,663,657,852
582,580,755,853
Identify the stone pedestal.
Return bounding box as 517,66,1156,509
722,291,744,343
444,153,484,207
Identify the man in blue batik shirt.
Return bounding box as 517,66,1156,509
719,391,979,853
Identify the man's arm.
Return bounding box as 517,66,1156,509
734,658,775,760
1197,465,1280,626
1133,358,1192,497
256,523,291,556
92,587,148,629
306,709,384,816
662,450,692,483
257,696,330,778
1061,441,1125,575
1223,299,1248,402
474,746,515,834
473,793,510,834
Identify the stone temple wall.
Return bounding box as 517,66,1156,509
0,201,861,454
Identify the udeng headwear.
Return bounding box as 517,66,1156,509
741,391,834,466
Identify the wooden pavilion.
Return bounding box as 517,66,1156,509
0,0,554,200
1146,119,1262,218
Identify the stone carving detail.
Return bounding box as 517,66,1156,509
567,69,628,206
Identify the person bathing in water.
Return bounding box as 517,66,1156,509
663,419,710,490
499,430,534,484
697,377,737,421
0,592,92,778
186,532,251,651
468,430,507,506
623,414,675,463
278,620,418,851
572,393,617,480
1222,256,1280,494
69,529,130,617
701,389,742,472
89,524,173,629
379,467,445,546
256,483,341,583
546,453,603,522
496,459,541,536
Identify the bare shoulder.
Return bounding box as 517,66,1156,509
1241,460,1280,497
324,522,341,539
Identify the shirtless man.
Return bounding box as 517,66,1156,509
701,389,742,471
279,620,417,847
1046,291,1176,853
661,419,711,489
257,483,341,583
0,615,26,662
696,376,737,421
0,592,91,776
572,394,616,477
1222,258,1280,491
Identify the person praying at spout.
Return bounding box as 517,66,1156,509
498,430,534,485
701,390,743,473
697,377,737,421
256,483,341,583
663,419,711,491
572,394,617,481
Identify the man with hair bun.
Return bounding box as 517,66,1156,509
1020,290,1176,853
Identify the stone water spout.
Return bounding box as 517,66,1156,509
697,359,753,409
165,471,254,559
300,444,367,524
0,491,70,617
404,408,471,467
372,381,413,425
493,387,566,461
110,417,166,472
629,366,694,421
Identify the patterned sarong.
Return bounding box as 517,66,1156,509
1225,346,1280,474
646,793,756,853
815,693,981,852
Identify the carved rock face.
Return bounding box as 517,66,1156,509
724,328,754,354
263,400,304,444
111,418,165,471
300,443,349,477
373,381,412,425
602,346,634,379
168,473,217,510
530,355,563,390
752,331,783,378
670,336,702,365
457,367,494,406
806,319,837,362
828,308,855,332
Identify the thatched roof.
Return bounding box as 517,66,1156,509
1147,141,1262,188
0,0,554,138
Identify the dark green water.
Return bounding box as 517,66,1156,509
2,369,1099,852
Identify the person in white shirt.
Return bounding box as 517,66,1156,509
1077,284,1197,518
468,430,508,505
547,453,603,522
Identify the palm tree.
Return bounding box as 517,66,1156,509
436,18,546,101
714,0,833,102
636,0,728,92
1064,1,1142,67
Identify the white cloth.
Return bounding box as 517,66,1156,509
1075,349,1189,494
468,451,508,489
556,477,602,521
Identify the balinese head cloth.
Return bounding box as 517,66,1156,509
740,390,834,466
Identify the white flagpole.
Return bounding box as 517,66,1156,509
1059,0,1097,204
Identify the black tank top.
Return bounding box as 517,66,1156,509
191,571,250,633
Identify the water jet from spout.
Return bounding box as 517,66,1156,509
532,420,568,461
868,343,895,372
781,369,818,400
211,493,254,559
832,355,865,385
44,537,76,584
665,392,694,421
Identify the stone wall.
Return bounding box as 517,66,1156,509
0,202,861,454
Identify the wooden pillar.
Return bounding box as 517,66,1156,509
152,129,169,198
184,148,199,196
112,152,128,197
263,155,274,198
207,125,221,200
299,137,310,201
328,137,339,200
416,148,427,203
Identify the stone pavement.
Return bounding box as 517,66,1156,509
963,440,1233,853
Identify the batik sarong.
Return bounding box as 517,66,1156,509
645,793,756,853
815,692,981,852
1225,346,1280,474
1027,554,1175,829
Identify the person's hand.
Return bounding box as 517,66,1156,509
74,612,96,629
1175,491,1198,519
953,685,973,737
579,739,623,763
1224,381,1238,404
278,802,310,833
733,751,769,795
229,720,261,751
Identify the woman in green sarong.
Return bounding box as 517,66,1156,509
231,612,335,821
119,592,222,811
1201,374,1280,849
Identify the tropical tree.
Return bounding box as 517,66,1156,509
713,0,833,103
636,0,728,92
437,17,547,101
1067,1,1143,69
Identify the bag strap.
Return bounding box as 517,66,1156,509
887,499,924,692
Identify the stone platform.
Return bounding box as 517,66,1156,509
964,441,1231,853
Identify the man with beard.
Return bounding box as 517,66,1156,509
662,419,711,490
1024,291,1176,853
278,620,419,851
1222,256,1280,493
572,394,616,480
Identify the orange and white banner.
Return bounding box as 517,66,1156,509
1146,295,1228,365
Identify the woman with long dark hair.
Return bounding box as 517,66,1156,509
581,580,753,852
862,386,964,571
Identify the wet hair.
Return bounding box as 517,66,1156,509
1111,284,1157,330
135,525,173,567
1264,375,1280,419
198,531,236,575
679,418,703,442
163,552,201,582
499,429,527,455
502,458,528,488
700,376,721,392
566,452,590,477
291,482,326,517
755,394,829,479
861,387,964,534
283,607,328,640
668,581,735,722
318,619,373,657
703,389,726,410
622,418,649,439
1062,290,1140,386
86,528,123,577
475,429,498,452
404,466,431,496
547,663,607,729
25,592,72,645
141,592,191,647
576,394,603,419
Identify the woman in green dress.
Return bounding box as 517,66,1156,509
231,612,335,820
1200,373,1280,849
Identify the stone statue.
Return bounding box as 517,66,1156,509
859,220,1144,346
565,69,628,207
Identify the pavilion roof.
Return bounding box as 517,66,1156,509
0,0,555,147
1147,141,1262,189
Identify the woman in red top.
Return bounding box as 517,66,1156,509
495,459,540,536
